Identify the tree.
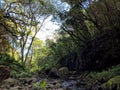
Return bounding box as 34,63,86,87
58,0,120,47
0,8,17,54
56,0,120,70
28,38,43,68
2,0,56,64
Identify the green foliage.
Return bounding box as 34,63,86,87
86,64,120,82
33,82,41,90
10,70,18,78
0,0,57,65
0,8,17,54
60,0,120,47
32,32,80,72
17,71,32,78
56,0,120,71
0,54,25,70
40,81,47,89
10,70,32,78
0,54,27,78
0,0,120,75
33,81,47,90
101,76,120,90
32,45,58,72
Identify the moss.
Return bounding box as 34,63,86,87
57,67,69,79
101,76,120,90
83,64,120,88
86,64,120,81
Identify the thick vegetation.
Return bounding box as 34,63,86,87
0,0,120,89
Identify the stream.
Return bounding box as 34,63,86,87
36,76,89,90
0,77,100,90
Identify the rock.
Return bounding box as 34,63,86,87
9,86,20,90
46,80,62,90
101,75,120,90
0,78,18,89
62,80,75,87
57,67,69,79
18,77,37,84
0,66,10,82
39,72,47,78
2,78,18,85
0,89,9,90
48,67,59,78
47,84,54,88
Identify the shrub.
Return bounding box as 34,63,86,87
0,54,26,78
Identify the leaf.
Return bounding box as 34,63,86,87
40,81,47,88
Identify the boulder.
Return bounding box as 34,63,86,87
0,78,18,89
0,65,10,82
48,67,59,78
57,67,69,79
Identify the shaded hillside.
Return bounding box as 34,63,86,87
81,29,120,71
60,29,120,71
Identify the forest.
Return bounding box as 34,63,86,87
0,0,120,90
